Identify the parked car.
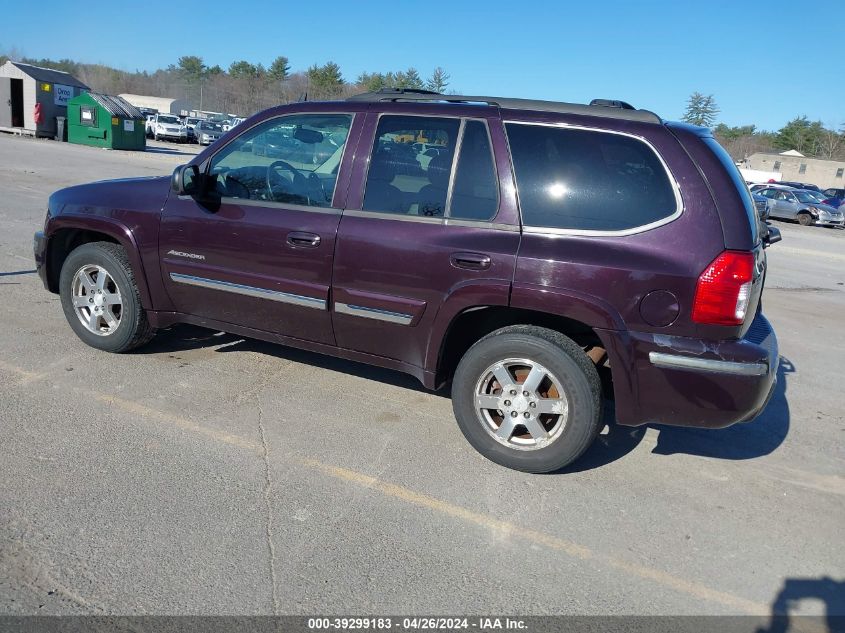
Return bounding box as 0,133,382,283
222,118,244,133
803,189,837,206
251,129,296,157
33,88,781,473
752,192,771,221
184,117,201,142
227,117,245,131
749,183,775,193
195,120,223,146
150,114,188,143
778,181,822,192
755,186,844,226
416,145,448,171
144,114,157,138
138,107,158,122
822,188,845,208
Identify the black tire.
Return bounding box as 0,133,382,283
451,325,602,473
797,212,813,226
59,242,155,353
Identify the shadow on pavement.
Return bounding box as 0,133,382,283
137,324,242,354
756,577,845,633
141,324,434,394
555,357,793,474
139,325,794,470
144,144,199,158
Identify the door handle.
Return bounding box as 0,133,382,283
287,231,321,248
450,252,491,270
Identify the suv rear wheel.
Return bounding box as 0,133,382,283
451,325,602,473
59,242,155,353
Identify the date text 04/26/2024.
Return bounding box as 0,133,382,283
307,617,527,630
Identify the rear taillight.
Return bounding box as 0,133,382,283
692,251,755,325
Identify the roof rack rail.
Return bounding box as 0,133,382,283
589,99,635,110
347,89,662,124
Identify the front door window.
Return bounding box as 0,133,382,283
209,114,353,208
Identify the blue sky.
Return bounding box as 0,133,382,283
2,0,842,131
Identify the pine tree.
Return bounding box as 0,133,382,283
682,92,720,127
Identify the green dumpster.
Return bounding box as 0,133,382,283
67,92,146,150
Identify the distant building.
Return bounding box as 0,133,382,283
0,61,89,138
744,151,845,188
118,94,191,116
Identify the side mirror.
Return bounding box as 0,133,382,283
763,225,782,248
171,164,199,195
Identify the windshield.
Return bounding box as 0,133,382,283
158,115,179,125
200,122,221,131
795,191,823,203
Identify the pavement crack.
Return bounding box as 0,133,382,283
256,394,280,616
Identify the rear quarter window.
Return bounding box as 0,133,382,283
505,123,678,232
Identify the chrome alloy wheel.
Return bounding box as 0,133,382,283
70,265,123,336
474,358,569,450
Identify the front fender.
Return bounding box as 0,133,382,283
46,214,153,309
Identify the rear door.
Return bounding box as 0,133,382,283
331,111,520,371
159,111,360,345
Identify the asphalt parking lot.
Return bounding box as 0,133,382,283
0,134,843,620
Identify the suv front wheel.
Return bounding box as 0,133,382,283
451,326,602,473
59,242,155,353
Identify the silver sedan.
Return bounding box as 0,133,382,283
755,187,844,227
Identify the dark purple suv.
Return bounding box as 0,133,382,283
33,89,780,472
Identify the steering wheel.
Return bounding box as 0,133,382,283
266,160,308,203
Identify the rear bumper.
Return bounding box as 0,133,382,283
33,230,49,290
599,313,778,429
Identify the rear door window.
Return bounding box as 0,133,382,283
363,116,460,216
505,123,678,232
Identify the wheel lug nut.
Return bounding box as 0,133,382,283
524,412,530,418
510,411,518,418
88,298,93,303
504,400,511,406
523,390,529,397
530,402,536,408
510,389,517,396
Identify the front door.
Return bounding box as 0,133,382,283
159,112,359,346
331,112,520,370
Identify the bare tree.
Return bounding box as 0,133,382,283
817,127,845,160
